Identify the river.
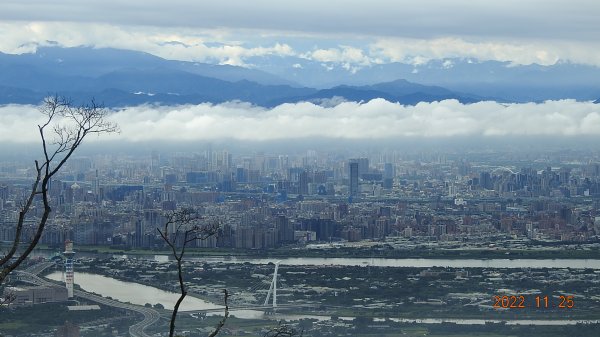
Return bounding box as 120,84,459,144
182,256,600,269
44,271,321,320
34,250,600,269
44,271,600,326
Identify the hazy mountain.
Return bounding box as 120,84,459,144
248,55,600,102
270,80,482,106
0,46,294,85
4,46,595,106
0,47,315,106
0,46,483,107
0,85,42,104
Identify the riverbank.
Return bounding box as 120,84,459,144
33,243,600,260
47,256,600,320
27,254,600,337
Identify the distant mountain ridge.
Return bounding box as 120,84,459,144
0,46,485,107
248,55,600,102
270,80,488,106
0,46,295,85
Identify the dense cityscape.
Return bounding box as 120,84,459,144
2,148,600,250
3,146,600,336
2,1,600,336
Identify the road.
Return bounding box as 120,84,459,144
23,261,55,275
14,270,160,337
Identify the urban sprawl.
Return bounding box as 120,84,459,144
2,148,600,250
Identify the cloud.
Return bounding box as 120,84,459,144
2,18,600,68
1,0,600,68
0,21,295,66
2,99,600,143
370,37,586,66
1,1,599,42
0,105,49,141
302,45,375,72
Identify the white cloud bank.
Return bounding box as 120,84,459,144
370,38,600,67
1,99,600,143
0,22,295,67
3,21,600,69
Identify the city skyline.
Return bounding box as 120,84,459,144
3,2,600,336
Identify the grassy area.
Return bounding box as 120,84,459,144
0,302,124,335
151,316,600,337
0,322,28,331
33,243,600,260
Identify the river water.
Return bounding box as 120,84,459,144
45,271,312,320
184,256,600,269
34,249,600,269
44,269,600,326
46,271,220,311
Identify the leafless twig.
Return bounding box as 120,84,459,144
157,208,222,337
0,290,16,307
207,289,229,337
0,95,118,285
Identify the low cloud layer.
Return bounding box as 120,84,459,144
1,99,600,143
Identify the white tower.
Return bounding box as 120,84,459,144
64,240,75,298
264,261,281,308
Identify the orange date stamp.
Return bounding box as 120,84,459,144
492,295,575,309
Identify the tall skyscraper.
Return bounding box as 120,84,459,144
479,171,492,190
357,158,369,177
298,170,309,195
384,163,394,179
349,162,359,196
276,215,293,242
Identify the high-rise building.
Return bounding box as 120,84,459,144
276,215,294,242
357,158,369,176
0,184,8,200
349,162,359,196
298,170,309,195
134,219,145,248
479,171,492,190
384,163,394,179
383,164,394,189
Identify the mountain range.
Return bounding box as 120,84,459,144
0,46,598,107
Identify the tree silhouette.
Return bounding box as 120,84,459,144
157,208,228,337
0,95,118,285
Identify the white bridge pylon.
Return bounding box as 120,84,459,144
263,261,281,308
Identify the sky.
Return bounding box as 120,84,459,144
1,0,600,67
1,1,600,143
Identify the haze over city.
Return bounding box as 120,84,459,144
2,1,600,337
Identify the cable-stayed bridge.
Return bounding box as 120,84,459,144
13,259,313,336
180,261,315,313
180,260,317,314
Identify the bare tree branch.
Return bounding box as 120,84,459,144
0,290,16,308
0,95,119,285
207,289,229,337
157,208,222,337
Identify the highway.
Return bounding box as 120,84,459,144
180,303,317,314
14,270,160,337
15,262,312,335
23,261,56,275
